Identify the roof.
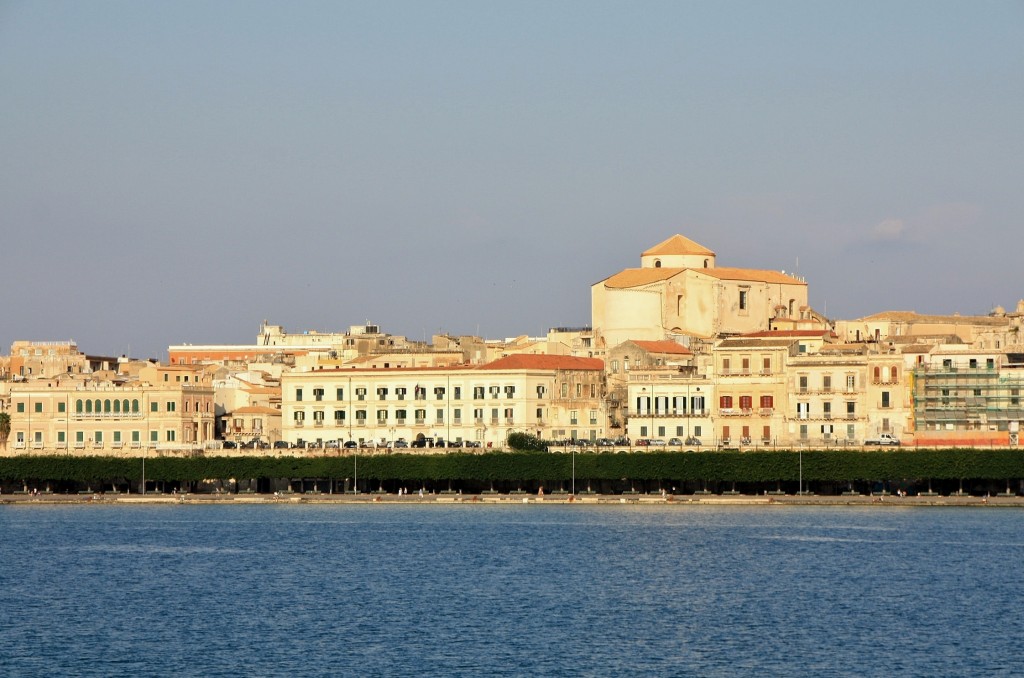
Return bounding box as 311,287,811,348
717,338,799,349
697,267,806,285
230,406,281,415
630,340,692,355
743,330,834,338
856,311,1006,325
601,268,683,289
601,266,805,289
642,234,715,257
482,354,605,371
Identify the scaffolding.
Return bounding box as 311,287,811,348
912,365,1024,431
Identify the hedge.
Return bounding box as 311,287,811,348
2,449,1023,484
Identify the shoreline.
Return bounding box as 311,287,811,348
2,491,1022,507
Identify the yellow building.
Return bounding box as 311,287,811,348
5,364,215,455
280,354,606,448
592,234,812,348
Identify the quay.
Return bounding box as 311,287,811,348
2,491,1022,508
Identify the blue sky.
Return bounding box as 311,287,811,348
2,1,1022,359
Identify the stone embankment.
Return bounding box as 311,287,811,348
2,491,1021,507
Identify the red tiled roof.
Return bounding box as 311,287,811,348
631,340,692,355
642,234,715,257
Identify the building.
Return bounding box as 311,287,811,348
592,234,812,348
280,354,606,448
4,363,215,454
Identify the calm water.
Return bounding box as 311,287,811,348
0,504,1021,677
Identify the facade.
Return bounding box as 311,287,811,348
625,368,713,443
280,355,606,448
5,364,216,454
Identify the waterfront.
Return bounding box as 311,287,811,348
1,504,1022,676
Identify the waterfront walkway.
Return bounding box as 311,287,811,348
2,491,1022,507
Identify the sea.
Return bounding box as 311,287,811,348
0,504,1021,677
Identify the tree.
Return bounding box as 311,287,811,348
0,411,10,449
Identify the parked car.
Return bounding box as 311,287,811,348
222,441,237,449
343,441,358,449
447,440,463,448
635,438,650,447
393,440,409,448
273,441,290,449
685,437,702,447
667,438,683,446
865,433,901,446
648,439,667,447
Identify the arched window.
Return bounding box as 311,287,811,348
76,399,83,413
104,399,111,413
94,399,101,413
113,400,120,413
890,366,898,382
654,259,662,268
132,399,139,413
704,259,709,268
873,366,881,381
85,400,93,413
123,399,130,413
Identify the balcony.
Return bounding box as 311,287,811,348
759,408,774,417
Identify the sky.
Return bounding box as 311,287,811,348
2,1,1022,360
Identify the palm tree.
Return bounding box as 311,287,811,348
0,411,10,449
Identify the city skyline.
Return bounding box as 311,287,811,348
3,1,1022,359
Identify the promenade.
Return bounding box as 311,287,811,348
3,491,1022,508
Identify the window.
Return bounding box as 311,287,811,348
561,383,569,398
33,402,43,413
58,431,65,443
151,402,158,412
76,400,83,413
415,409,426,424
762,357,771,373
739,289,747,310
722,425,730,441
847,402,856,418
762,426,771,442
313,410,325,423
356,388,367,401
436,387,446,400
132,400,139,413
575,383,582,398
376,410,387,423
797,402,809,419
799,376,808,393
166,431,176,442
739,396,752,411
890,366,898,382
873,366,881,382
570,410,579,425
436,409,444,423
356,410,367,422
132,431,140,443
334,410,346,422
536,385,546,399
296,388,303,402
759,395,774,409
415,386,427,400
741,358,750,373
474,408,484,423
294,411,305,422
314,388,324,402
800,424,808,440
611,360,619,373
823,376,832,392
453,387,461,400
16,403,24,413
847,424,855,439
881,391,891,408
504,386,515,398
150,431,158,442
167,402,176,412
823,402,832,419
590,410,598,425
473,387,485,400
113,431,121,443
846,375,855,391
337,388,345,401
489,386,500,399
396,387,406,400
377,387,388,400
723,358,730,374
76,431,85,443
719,396,733,409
